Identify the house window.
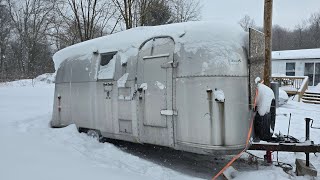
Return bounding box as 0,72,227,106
304,63,320,86
286,63,295,76
304,63,314,86
315,63,320,86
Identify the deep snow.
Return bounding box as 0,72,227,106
0,82,201,180
1,78,320,180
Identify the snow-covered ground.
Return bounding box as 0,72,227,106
307,84,320,93
0,77,319,180
0,79,201,180
240,100,320,180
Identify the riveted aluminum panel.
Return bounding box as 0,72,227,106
119,119,132,134
175,76,250,147
137,37,175,147
51,22,256,155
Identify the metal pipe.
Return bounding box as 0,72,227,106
305,118,311,167
207,89,214,145
306,118,311,141
217,102,225,145
271,82,279,108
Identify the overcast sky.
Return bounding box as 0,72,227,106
201,0,320,29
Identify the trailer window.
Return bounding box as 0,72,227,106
100,52,117,66
98,51,117,80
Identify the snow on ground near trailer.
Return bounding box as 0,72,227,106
0,83,201,180
0,73,56,87
241,100,320,180
1,78,320,180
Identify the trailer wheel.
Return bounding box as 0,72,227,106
87,130,101,142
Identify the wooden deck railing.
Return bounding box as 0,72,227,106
271,76,309,102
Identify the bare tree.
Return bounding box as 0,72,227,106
272,25,286,50
292,23,306,49
139,0,171,26
0,1,12,80
7,0,55,78
113,0,201,29
54,0,119,43
308,12,320,47
169,0,201,23
112,0,136,29
239,15,256,32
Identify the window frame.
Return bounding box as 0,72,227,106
285,62,296,76
97,51,118,80
99,51,117,67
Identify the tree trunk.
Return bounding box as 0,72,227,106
264,0,273,87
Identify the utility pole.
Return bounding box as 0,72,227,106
264,0,273,87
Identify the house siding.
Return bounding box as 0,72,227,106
272,58,320,76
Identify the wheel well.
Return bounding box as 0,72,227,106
78,127,101,136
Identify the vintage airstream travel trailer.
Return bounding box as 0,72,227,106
51,21,254,155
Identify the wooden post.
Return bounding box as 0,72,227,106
264,0,273,87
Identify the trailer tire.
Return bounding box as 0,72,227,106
87,129,102,142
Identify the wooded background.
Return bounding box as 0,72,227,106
0,0,201,81
0,0,319,81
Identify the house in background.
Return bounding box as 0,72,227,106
272,48,320,86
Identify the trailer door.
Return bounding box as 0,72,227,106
137,37,175,147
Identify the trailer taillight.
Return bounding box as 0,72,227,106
57,95,61,112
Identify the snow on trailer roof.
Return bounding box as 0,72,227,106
272,48,320,60
53,21,246,70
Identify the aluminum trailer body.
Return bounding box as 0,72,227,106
51,21,251,155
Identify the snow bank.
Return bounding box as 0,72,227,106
0,73,56,87
34,73,56,83
278,89,289,106
256,83,275,116
0,82,201,180
53,21,246,71
235,168,291,180
2,75,320,180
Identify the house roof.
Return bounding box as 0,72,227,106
272,48,320,60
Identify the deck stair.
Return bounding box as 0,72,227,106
302,92,320,104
